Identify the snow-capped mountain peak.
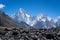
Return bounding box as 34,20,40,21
36,14,51,22
18,8,30,17
54,16,60,23
12,8,60,28
13,8,31,26
19,8,26,14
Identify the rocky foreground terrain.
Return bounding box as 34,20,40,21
0,27,59,40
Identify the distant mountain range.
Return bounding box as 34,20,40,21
0,8,60,28
12,8,60,28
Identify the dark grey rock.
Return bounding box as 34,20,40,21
0,27,59,40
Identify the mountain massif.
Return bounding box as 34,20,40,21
0,8,60,28
12,8,60,28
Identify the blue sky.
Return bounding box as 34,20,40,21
0,0,60,18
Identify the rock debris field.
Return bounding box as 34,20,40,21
0,27,60,40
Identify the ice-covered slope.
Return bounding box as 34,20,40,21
53,16,60,27
12,8,32,27
30,14,56,28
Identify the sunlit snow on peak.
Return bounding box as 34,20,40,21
12,8,60,28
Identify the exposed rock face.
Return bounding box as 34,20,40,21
0,27,59,40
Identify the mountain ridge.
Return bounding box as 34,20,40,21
0,11,23,28
1,8,59,28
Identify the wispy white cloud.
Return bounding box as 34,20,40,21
0,4,5,9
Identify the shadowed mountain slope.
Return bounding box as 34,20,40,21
0,11,22,28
